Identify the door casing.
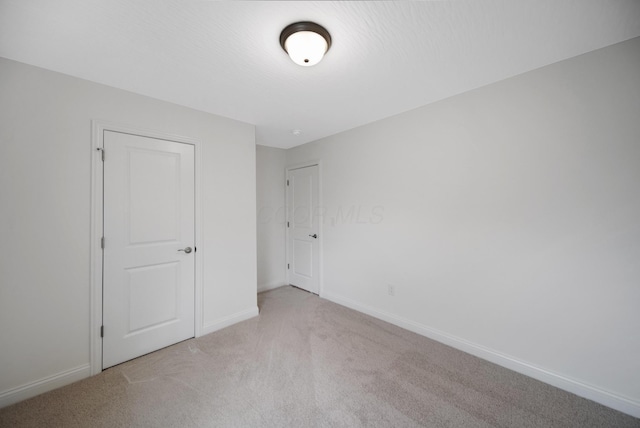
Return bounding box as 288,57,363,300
90,120,203,375
285,160,323,297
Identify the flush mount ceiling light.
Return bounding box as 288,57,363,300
280,21,331,67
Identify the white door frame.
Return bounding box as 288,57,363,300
285,160,323,297
90,120,204,375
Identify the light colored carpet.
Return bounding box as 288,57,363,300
1,286,638,427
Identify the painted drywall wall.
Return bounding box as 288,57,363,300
0,58,257,405
256,145,287,292
286,37,640,415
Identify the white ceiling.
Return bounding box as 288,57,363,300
1,1,639,149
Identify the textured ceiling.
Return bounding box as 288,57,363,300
1,1,639,148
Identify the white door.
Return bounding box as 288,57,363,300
287,165,320,294
103,130,195,369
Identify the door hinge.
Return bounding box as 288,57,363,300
101,237,105,249
194,246,197,253
287,263,290,269
287,221,290,228
97,147,105,161
100,325,104,338
287,179,289,186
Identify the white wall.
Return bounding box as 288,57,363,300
286,37,640,416
256,145,287,292
0,58,257,406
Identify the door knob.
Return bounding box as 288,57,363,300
309,234,318,239
178,247,192,254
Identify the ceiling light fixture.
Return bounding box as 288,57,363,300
280,21,331,67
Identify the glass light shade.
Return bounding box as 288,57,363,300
284,31,328,66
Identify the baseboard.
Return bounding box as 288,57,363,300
322,291,640,419
258,281,286,293
0,364,91,409
200,306,260,337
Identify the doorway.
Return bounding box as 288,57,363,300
286,164,321,295
91,122,202,373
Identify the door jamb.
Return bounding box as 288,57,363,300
90,120,203,375
285,160,323,297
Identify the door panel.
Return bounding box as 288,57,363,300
126,261,180,334
293,239,313,278
103,130,195,369
287,165,320,294
128,150,180,244
293,174,313,228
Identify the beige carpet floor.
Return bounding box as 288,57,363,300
1,286,638,427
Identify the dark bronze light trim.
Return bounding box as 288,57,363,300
279,21,332,54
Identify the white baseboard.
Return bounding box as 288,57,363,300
200,306,259,337
322,291,640,419
0,364,91,409
258,281,286,293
